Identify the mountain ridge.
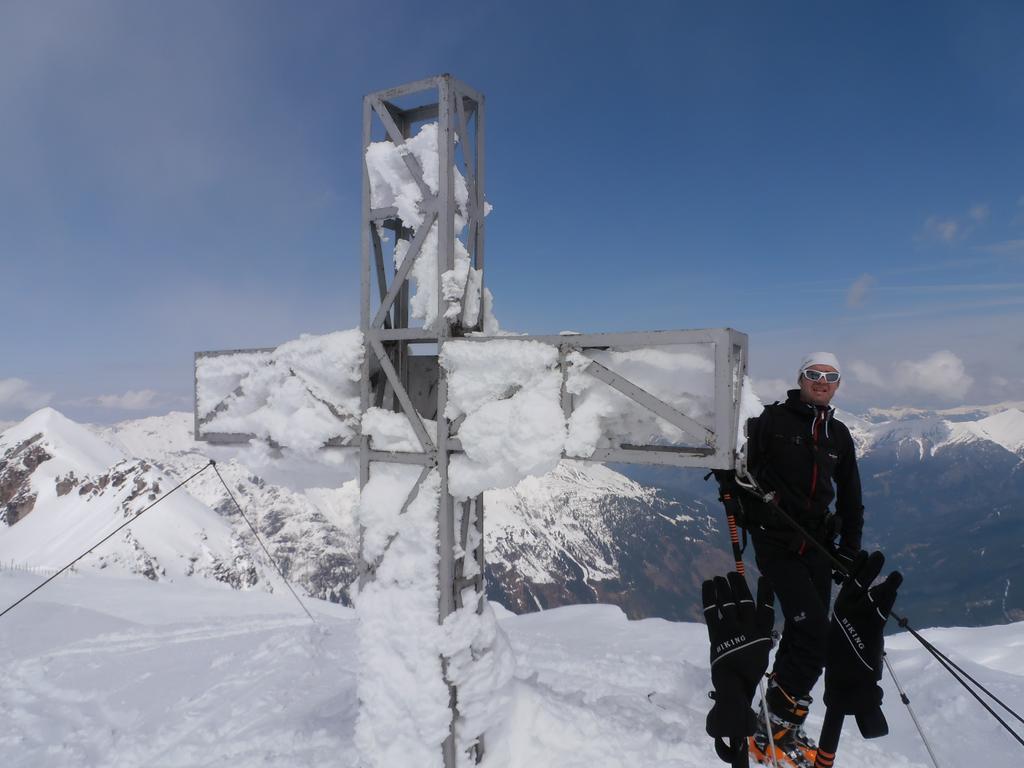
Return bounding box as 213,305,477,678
2,401,1023,627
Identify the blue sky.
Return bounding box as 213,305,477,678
1,0,1023,423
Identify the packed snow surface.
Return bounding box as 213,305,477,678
2,572,1023,767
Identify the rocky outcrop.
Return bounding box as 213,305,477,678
0,433,51,525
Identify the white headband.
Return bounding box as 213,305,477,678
799,352,841,376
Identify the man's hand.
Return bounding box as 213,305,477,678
824,550,902,738
702,572,775,761
831,545,858,585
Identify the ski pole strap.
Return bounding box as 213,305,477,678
713,735,750,768
814,709,844,768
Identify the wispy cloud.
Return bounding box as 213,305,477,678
846,274,875,308
974,239,1024,255
920,215,960,243
918,202,990,245
845,295,1024,322
750,377,791,402
848,360,886,388
77,389,181,411
873,282,1024,294
883,251,1023,274
0,378,53,411
1013,196,1024,227
850,351,973,400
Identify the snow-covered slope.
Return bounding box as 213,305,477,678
839,406,1024,460
0,409,268,588
947,408,1024,455
3,402,1022,626
1,570,1022,768
488,461,657,585
4,409,707,614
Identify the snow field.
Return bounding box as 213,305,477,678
6,572,1024,767
0,572,358,768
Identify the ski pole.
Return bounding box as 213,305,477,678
713,471,747,575
735,472,1024,754
814,708,843,768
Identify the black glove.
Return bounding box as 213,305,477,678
703,572,775,762
824,550,903,738
832,545,858,585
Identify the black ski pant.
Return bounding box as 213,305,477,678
751,532,833,700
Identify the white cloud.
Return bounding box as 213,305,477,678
921,215,960,243
850,351,973,401
92,389,162,411
0,378,53,410
846,274,875,308
969,203,990,222
920,203,990,244
897,351,973,399
750,378,791,403
849,360,886,388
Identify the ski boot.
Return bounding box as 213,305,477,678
748,676,817,767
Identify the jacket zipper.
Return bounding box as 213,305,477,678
809,408,822,508
796,409,824,556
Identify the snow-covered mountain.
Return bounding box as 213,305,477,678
0,409,360,600
3,402,1023,627
0,409,268,588
2,409,726,620
485,460,730,621
840,405,1024,461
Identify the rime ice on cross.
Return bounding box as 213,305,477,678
195,75,749,768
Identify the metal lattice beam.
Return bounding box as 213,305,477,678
360,74,486,768
193,74,749,768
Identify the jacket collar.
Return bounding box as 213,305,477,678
784,389,834,421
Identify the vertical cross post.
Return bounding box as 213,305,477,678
359,74,486,768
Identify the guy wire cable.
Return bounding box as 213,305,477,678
733,472,1024,750
0,460,214,620
209,460,317,625
883,654,942,768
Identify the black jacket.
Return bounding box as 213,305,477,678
745,389,864,551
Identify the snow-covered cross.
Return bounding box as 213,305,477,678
194,75,749,768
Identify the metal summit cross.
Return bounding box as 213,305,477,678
194,75,748,768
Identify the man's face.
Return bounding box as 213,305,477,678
798,364,840,407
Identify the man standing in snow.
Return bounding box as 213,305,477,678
741,352,863,768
